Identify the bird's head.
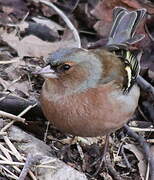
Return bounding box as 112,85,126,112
36,48,103,94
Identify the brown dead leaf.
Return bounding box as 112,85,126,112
0,0,28,22
1,32,78,58
0,61,30,96
32,17,64,33
124,144,146,180
3,78,30,97
0,55,33,97
4,58,25,81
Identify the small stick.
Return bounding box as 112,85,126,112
147,139,154,143
0,103,37,132
76,142,86,170
3,136,23,161
145,23,154,42
121,146,132,170
138,106,149,122
0,143,13,162
124,124,150,160
1,165,19,180
0,132,7,135
105,152,122,180
129,127,154,132
19,153,42,180
3,76,21,92
0,160,25,166
44,121,50,143
28,171,37,180
0,120,15,132
0,144,21,173
146,163,150,180
0,58,20,64
0,111,25,123
18,103,37,117
137,75,154,96
124,124,154,180
0,160,56,169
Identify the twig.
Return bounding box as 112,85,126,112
0,165,19,180
124,124,154,180
44,121,50,143
3,76,21,92
27,171,37,180
76,142,86,170
146,163,150,180
38,0,81,48
19,153,42,180
121,146,132,170
138,106,149,122
18,103,37,117
36,164,56,169
105,152,122,180
145,23,154,42
39,158,56,165
0,111,25,123
137,75,154,96
129,127,154,132
0,58,20,64
0,132,7,135
124,124,150,159
0,160,24,166
0,143,13,162
0,144,21,173
147,139,154,143
0,120,15,132
0,103,37,132
3,136,23,161
0,154,21,173
0,92,11,102
0,160,56,169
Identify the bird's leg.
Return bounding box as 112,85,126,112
91,134,110,177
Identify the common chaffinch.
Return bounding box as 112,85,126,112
36,7,146,137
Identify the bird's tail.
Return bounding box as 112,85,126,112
107,7,146,48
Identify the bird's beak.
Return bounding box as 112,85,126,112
33,65,58,78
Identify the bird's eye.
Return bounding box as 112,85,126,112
62,64,71,71
57,64,71,72
54,63,72,73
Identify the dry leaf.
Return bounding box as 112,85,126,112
32,16,64,32
0,0,28,21
2,32,78,58
124,144,146,180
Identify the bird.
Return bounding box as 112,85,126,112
35,7,146,137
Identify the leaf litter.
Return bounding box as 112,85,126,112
0,0,154,179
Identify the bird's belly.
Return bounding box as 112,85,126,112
41,85,140,137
